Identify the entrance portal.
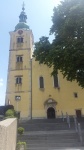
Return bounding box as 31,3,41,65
47,107,55,119
76,110,82,118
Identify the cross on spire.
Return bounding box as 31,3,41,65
22,2,25,11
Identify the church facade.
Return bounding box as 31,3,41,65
5,5,84,120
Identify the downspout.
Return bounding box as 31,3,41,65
30,58,32,119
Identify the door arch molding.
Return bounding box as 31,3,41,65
44,98,57,119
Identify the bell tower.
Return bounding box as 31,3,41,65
5,3,34,119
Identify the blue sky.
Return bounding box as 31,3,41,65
0,0,61,105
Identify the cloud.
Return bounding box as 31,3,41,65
0,78,3,87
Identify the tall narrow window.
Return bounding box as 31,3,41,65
17,37,23,43
16,77,22,84
39,76,44,88
53,75,59,88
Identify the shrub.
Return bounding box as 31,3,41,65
5,109,14,117
18,127,24,135
5,115,15,119
17,141,26,150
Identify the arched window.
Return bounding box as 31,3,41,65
39,76,44,88
53,75,59,88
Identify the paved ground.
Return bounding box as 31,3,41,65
44,147,84,149
50,148,84,149
53,149,84,150
26,148,84,150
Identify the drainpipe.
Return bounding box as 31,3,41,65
30,58,32,119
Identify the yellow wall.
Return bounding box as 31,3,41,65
32,58,84,118
6,28,84,119
5,29,33,118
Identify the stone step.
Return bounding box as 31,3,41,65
19,118,67,124
18,132,78,139
25,143,82,150
25,146,83,150
19,140,80,145
25,142,81,146
17,132,81,149
25,148,82,150
17,119,84,149
18,123,75,131
22,142,82,149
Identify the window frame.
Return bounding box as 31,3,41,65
17,37,24,43
53,74,59,88
39,76,44,89
16,76,22,84
16,55,23,62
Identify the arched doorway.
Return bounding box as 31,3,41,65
47,107,55,119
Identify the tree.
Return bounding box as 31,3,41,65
33,0,84,88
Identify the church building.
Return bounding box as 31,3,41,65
5,4,84,120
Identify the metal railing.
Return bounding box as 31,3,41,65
66,112,70,128
74,116,83,144
61,112,83,145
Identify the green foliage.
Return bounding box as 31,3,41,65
5,109,15,117
5,116,15,119
18,127,24,135
17,141,26,150
33,0,84,88
33,36,52,66
5,109,20,119
17,128,25,149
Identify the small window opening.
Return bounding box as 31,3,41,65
74,92,78,98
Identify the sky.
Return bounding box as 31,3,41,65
0,0,61,105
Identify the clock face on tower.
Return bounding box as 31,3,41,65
18,30,23,35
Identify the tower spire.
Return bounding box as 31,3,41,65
22,2,25,11
19,2,27,23
15,2,29,31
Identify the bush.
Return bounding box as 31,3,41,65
17,141,26,150
5,109,14,117
5,115,15,119
18,127,24,135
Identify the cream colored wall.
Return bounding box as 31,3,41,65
5,29,33,118
0,118,17,150
32,58,84,118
